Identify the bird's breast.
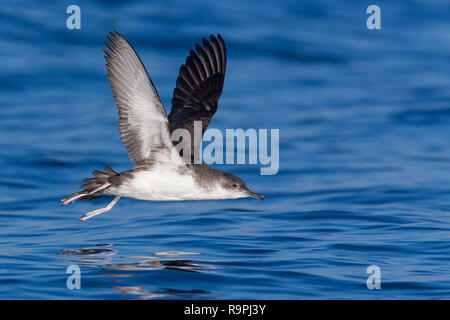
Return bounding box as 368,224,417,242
110,168,220,201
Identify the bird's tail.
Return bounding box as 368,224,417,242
60,166,119,206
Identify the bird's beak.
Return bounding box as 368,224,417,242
246,190,264,201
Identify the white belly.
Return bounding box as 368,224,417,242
107,168,218,201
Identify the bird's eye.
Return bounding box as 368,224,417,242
232,183,237,188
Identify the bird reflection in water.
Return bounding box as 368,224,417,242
59,244,214,299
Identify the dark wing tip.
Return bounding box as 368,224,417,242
106,30,128,50
111,30,122,38
210,34,222,42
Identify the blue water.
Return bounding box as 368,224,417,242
1,0,450,299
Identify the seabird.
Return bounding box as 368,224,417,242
61,31,264,221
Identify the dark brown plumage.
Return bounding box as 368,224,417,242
169,34,227,161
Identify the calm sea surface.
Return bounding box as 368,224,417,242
0,0,449,299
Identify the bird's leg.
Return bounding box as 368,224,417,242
78,196,121,221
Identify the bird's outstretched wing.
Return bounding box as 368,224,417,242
168,34,227,162
104,31,174,165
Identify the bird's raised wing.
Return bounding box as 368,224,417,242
104,31,174,165
168,34,226,162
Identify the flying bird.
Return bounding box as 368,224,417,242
61,31,264,221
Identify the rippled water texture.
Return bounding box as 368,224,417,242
0,0,449,299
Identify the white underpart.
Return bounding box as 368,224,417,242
105,165,244,201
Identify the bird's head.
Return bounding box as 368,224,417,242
218,172,264,200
